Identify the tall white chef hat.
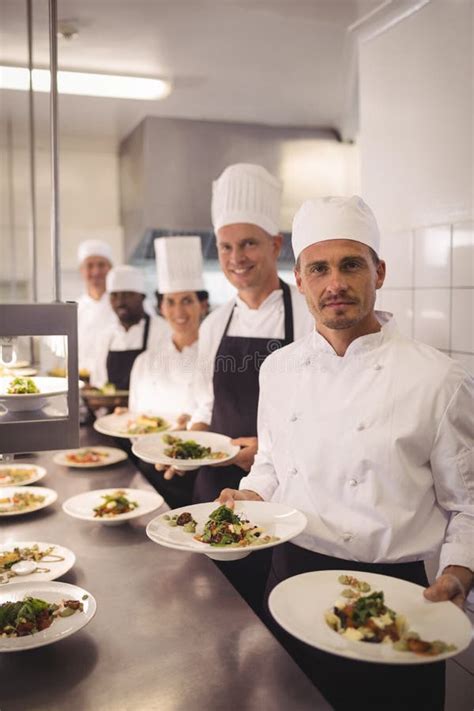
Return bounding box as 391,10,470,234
106,265,146,294
212,163,283,236
292,196,381,260
154,236,205,293
77,239,113,264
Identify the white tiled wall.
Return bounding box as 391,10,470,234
379,221,474,373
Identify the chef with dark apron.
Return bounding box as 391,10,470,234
90,265,168,390
164,163,313,613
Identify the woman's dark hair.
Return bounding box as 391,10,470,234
155,290,209,309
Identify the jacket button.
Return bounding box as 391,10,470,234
356,422,365,431
289,467,298,476
290,414,298,422
342,532,352,541
348,479,358,487
374,363,382,371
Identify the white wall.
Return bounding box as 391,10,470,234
0,126,123,303
359,0,473,373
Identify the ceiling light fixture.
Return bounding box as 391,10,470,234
0,66,171,101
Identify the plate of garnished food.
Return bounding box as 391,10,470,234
53,447,127,469
0,581,96,651
132,431,240,471
268,570,473,664
94,412,174,439
0,376,69,412
81,383,129,410
62,488,164,526
0,542,75,586
0,487,57,517
146,502,307,561
0,464,47,487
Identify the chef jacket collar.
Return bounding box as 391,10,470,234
234,287,283,314
308,310,397,358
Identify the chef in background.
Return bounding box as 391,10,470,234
90,265,168,390
129,236,207,418
219,196,473,710
127,236,208,508
160,163,313,613
77,239,116,376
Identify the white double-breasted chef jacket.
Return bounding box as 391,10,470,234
240,312,474,575
129,335,198,416
191,284,314,425
77,293,117,373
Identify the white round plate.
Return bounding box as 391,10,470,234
132,430,240,471
0,581,96,652
146,501,308,561
0,487,58,517
94,412,175,439
0,541,75,586
62,488,164,525
268,569,473,665
53,447,128,469
0,464,47,487
0,377,68,412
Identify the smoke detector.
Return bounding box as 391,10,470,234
57,21,79,41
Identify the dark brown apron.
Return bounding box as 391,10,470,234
192,280,294,616
106,314,150,390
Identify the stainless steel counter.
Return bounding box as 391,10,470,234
0,428,330,711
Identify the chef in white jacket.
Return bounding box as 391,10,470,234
220,196,473,710
90,265,168,390
128,236,208,508
129,236,207,419
77,239,117,375
188,163,313,504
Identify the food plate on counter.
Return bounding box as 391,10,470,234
0,376,69,412
0,581,96,652
132,430,240,471
94,411,175,438
0,464,47,487
268,570,473,665
62,488,164,525
53,447,127,469
0,542,75,586
0,487,57,517
146,501,307,561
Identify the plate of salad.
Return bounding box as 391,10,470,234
132,430,240,471
146,502,307,560
268,570,473,664
62,488,164,525
0,376,68,412
0,464,47,487
0,581,96,651
94,412,174,439
0,487,57,517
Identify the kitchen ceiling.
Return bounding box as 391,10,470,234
0,0,384,142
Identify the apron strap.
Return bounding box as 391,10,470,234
142,314,151,350
279,279,294,342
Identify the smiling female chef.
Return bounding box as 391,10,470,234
127,236,208,508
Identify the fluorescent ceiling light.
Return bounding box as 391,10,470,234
0,66,171,100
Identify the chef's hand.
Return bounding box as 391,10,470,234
424,565,473,609
211,437,258,472
114,407,128,415
218,488,263,508
154,463,186,480
175,413,191,429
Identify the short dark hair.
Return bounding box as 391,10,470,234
155,290,209,309
294,245,380,271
